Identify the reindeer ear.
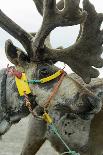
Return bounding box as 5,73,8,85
5,39,30,66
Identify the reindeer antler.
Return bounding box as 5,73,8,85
32,0,87,51
33,0,103,83
0,10,34,58
0,0,103,83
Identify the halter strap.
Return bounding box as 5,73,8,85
44,71,66,110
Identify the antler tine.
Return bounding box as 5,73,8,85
32,0,87,58
0,10,33,58
83,0,97,16
63,0,80,13
57,0,64,10
32,0,64,16
82,0,103,47
33,0,78,15
32,0,43,16
33,0,83,19
42,0,103,83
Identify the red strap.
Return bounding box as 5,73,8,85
7,65,22,79
44,71,66,110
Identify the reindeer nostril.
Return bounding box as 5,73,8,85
64,131,73,136
68,133,72,136
65,131,67,135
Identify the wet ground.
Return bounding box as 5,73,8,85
0,117,58,155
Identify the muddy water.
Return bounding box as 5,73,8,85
0,117,58,155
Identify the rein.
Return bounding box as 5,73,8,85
43,71,66,110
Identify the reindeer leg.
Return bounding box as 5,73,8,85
21,114,47,155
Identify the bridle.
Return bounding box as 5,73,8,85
6,65,66,118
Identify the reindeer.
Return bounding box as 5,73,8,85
0,0,103,155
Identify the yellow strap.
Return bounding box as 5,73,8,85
15,73,31,96
42,112,52,124
40,70,63,83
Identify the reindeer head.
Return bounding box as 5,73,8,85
0,0,103,152
1,0,102,83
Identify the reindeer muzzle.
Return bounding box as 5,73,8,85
0,119,11,136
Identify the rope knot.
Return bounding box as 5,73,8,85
7,64,22,79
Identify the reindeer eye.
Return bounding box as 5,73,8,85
39,66,49,77
40,68,48,75
38,66,54,78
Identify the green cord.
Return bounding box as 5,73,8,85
61,152,80,155
49,123,80,155
61,152,70,155
24,79,40,84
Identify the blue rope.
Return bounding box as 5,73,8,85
25,80,40,84
49,123,80,155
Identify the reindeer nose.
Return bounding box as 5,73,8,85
0,119,11,136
